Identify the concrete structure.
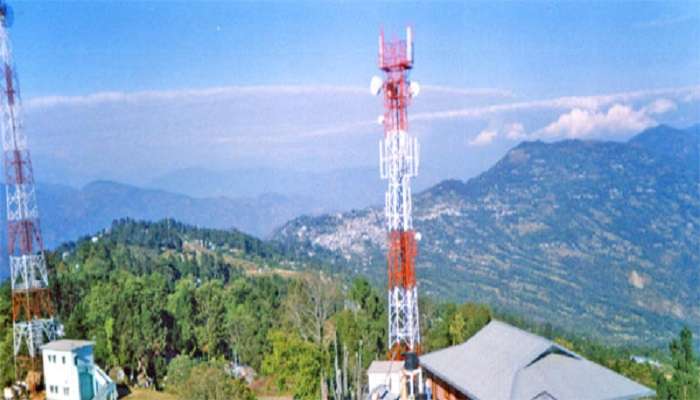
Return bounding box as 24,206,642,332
420,321,655,400
42,340,116,400
367,361,403,397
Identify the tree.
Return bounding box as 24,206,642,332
448,311,467,345
166,277,198,355
262,330,322,400
282,273,340,399
332,278,388,399
194,280,228,359
0,282,13,387
425,302,491,349
656,327,700,400
165,355,198,394
283,273,340,345
166,356,254,400
182,362,254,400
83,271,170,382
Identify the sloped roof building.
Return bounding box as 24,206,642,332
420,320,654,400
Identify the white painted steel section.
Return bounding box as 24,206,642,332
14,319,57,358
6,182,39,221
379,130,418,232
10,254,48,290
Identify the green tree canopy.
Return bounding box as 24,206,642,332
656,327,700,400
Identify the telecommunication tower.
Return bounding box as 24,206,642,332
371,27,421,361
0,1,59,382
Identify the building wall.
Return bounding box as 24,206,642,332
425,370,471,400
43,346,95,400
368,370,403,396
43,349,79,400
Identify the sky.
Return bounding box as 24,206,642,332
6,1,700,189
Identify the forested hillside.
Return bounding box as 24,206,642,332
0,219,675,399
274,124,700,346
0,180,315,278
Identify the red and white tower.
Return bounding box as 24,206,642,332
0,1,59,380
372,27,421,360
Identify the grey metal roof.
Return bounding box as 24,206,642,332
513,353,655,400
41,339,94,352
420,320,655,400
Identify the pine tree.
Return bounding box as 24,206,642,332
656,327,700,400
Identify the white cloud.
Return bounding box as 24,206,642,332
468,129,498,146
411,85,700,123
464,122,526,146
25,84,517,111
21,82,699,184
504,123,526,140
644,98,676,115
540,104,654,138
24,85,367,110
421,85,514,98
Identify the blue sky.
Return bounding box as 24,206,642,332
7,1,700,188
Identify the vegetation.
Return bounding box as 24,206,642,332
422,302,492,349
5,219,383,397
165,355,254,400
0,219,694,399
0,283,13,386
655,327,700,400
274,125,700,347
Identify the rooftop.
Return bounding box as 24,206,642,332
367,360,403,374
420,320,655,400
41,339,94,352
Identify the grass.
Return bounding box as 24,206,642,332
122,389,178,400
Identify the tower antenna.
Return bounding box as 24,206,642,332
373,26,421,361
0,0,60,389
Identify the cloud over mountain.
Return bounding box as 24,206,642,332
22,83,699,187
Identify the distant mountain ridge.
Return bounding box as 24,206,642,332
148,166,441,212
273,124,700,346
0,180,313,275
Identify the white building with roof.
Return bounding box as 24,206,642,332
41,340,117,400
367,360,404,397
420,320,655,400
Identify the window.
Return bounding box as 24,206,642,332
62,356,66,364
63,387,69,396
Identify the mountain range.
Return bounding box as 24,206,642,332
147,165,441,212
0,123,696,347
273,124,700,346
0,181,312,267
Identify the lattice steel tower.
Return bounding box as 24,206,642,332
372,27,421,360
0,1,59,380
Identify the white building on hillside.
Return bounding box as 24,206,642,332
42,340,117,400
